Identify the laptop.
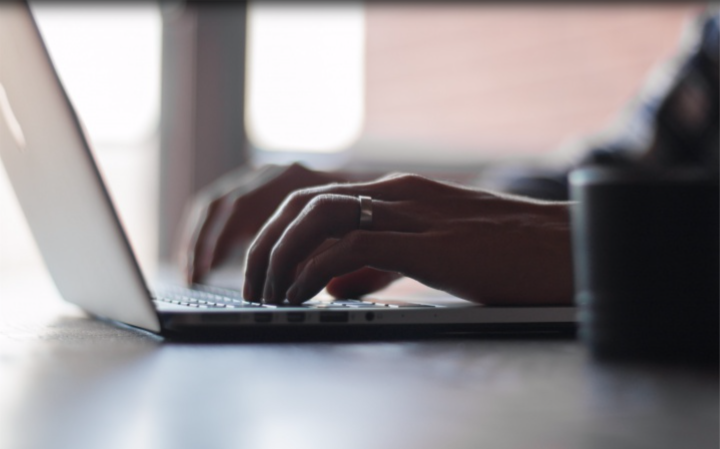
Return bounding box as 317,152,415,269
0,2,575,339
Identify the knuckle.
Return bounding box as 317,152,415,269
285,188,313,211
398,173,426,184
193,187,216,205
301,256,319,277
379,171,405,181
246,242,264,262
286,162,308,175
190,198,212,219
381,173,427,190
304,193,342,216
195,182,227,205
229,192,246,208
202,196,226,217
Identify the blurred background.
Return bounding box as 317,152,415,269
0,2,701,281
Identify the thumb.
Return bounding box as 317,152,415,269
325,268,402,299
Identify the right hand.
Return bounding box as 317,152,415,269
179,163,339,284
242,173,574,305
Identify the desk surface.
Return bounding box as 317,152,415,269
0,269,717,449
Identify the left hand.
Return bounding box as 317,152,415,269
243,174,574,306
177,163,339,285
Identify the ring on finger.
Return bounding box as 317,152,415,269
358,195,373,230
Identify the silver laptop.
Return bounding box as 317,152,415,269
0,2,575,338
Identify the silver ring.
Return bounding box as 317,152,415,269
358,195,373,230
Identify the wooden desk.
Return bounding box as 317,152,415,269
1,269,717,449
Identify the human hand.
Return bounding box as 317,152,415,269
243,174,574,305
179,163,339,285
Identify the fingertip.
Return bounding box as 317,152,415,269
263,279,274,304
190,270,201,286
242,283,253,302
242,267,261,303
286,283,300,305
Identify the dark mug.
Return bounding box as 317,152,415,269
569,167,719,362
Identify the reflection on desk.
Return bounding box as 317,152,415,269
0,268,717,449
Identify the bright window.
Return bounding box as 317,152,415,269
246,2,365,153
31,4,161,146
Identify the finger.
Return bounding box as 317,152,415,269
192,198,239,284
206,205,253,271
326,268,402,299
207,168,307,270
242,175,433,302
189,165,287,283
177,201,199,282
265,195,423,304
285,230,419,304
242,188,348,301
261,194,358,303
182,198,225,285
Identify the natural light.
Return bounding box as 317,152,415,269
246,2,365,153
31,4,161,145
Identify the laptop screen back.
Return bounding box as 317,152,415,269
0,2,160,331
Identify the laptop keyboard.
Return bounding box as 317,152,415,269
154,284,434,309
